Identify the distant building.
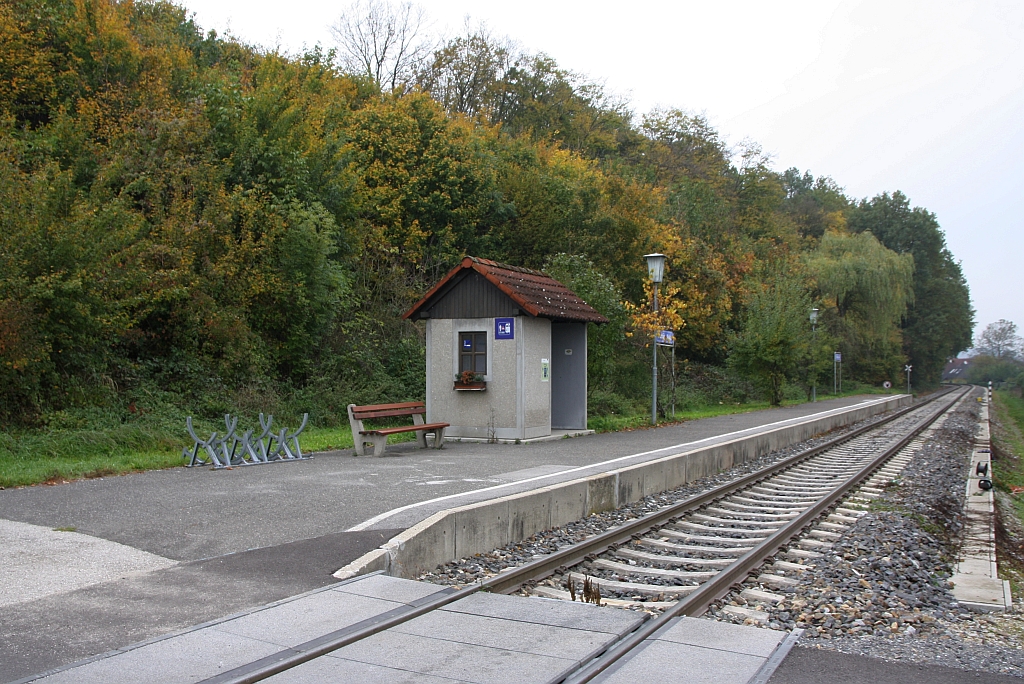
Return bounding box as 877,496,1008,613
404,257,608,442
942,357,971,382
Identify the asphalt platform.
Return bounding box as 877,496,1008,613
3,394,991,683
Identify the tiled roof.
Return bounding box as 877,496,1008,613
404,256,609,323
942,357,970,379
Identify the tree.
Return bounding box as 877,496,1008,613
416,24,517,119
331,0,433,92
963,354,1023,385
848,192,974,386
975,320,1022,360
804,229,914,382
728,273,811,406
781,169,849,240
543,254,626,390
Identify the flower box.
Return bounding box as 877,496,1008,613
453,381,487,391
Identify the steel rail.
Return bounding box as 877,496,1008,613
555,386,968,684
201,389,954,684
482,389,953,595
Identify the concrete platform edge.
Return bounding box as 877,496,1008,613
951,394,1012,612
335,396,910,580
6,572,384,684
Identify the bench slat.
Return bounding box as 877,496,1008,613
351,402,426,420
351,401,424,412
353,408,426,420
362,422,449,437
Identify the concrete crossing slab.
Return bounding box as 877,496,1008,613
598,617,788,684
17,575,645,684
442,592,641,634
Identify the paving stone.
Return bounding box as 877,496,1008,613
334,574,449,604
215,591,404,648
600,640,766,684
392,609,619,660
442,592,643,635
326,629,577,684
656,616,784,657
35,625,283,684
265,656,463,684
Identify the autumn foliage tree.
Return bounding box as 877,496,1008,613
0,0,974,427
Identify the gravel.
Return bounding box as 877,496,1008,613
707,391,1024,678
417,393,1024,677
416,407,908,589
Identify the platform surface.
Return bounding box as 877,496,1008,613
20,575,646,684
0,395,898,682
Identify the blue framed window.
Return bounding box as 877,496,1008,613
459,332,487,373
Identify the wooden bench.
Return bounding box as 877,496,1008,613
347,402,449,457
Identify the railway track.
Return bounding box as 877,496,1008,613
203,387,967,684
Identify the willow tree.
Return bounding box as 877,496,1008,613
804,229,914,382
848,192,974,385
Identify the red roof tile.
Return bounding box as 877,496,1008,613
404,256,609,323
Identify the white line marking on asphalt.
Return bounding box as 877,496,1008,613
347,396,894,531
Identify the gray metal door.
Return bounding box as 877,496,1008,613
550,322,588,430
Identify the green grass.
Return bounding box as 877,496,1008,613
0,386,905,488
991,390,1024,595
588,400,773,432
588,384,896,433
0,411,426,488
993,391,1024,496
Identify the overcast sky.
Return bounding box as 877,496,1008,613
187,0,1023,345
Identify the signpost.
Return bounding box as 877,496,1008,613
810,308,819,402
905,364,912,394
656,330,676,418
834,351,842,394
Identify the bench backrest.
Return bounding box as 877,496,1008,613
349,401,425,421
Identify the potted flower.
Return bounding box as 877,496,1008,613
454,370,487,391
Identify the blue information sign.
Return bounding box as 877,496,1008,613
495,318,515,340
655,330,675,346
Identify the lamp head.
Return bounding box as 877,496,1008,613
810,308,819,324
643,253,666,284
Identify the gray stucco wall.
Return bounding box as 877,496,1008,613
522,316,551,438
426,316,550,440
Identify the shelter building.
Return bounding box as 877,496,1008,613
403,257,608,442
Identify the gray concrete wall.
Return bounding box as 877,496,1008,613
336,394,911,580
522,317,551,438
427,315,551,440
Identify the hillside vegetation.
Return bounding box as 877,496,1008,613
0,0,973,439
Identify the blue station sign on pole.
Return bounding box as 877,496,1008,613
655,330,675,347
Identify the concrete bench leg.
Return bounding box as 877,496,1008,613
432,427,445,449
354,434,389,457
370,434,388,457
414,429,428,449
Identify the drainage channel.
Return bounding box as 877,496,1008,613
200,387,965,684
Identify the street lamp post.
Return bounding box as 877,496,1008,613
905,364,912,395
810,308,819,402
644,253,666,426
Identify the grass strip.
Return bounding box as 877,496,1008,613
1,389,901,488
0,421,369,488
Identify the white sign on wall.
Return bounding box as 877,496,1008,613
541,358,550,382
